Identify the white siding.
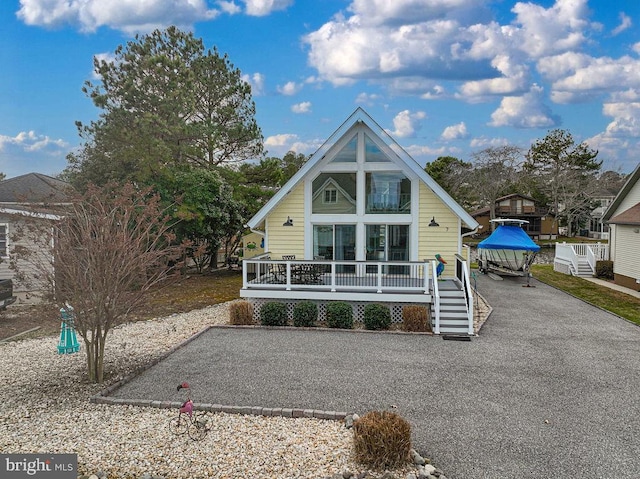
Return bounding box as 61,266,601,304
612,226,640,280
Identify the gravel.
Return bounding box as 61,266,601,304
0,303,417,479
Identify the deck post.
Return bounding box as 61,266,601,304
376,263,382,293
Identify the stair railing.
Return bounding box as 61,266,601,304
555,242,580,275
455,254,474,335
431,259,440,334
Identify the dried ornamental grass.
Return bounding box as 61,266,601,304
353,411,412,469
402,305,431,332
229,301,253,325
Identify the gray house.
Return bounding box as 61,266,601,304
0,173,71,303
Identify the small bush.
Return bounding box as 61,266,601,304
402,305,431,332
325,302,353,329
293,301,317,327
260,302,287,326
353,411,412,469
595,260,614,280
229,301,253,325
363,303,392,330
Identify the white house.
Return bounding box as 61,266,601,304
602,163,640,292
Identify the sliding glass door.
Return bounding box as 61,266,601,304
313,224,356,273
366,224,409,273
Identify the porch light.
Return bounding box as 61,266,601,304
283,216,294,227
429,216,439,227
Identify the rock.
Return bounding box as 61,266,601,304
345,415,354,429
356,472,368,479
423,464,436,475
410,449,426,466
405,473,417,479
342,471,354,479
96,471,107,479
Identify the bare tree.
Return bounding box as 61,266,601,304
470,146,524,228
12,183,187,383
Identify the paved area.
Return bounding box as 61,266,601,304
111,275,640,478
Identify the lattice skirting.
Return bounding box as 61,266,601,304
247,298,429,324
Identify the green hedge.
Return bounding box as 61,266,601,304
260,302,287,326
326,302,353,329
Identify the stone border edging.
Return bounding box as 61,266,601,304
90,324,351,422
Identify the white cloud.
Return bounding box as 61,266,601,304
277,81,302,96
355,92,383,106
0,131,67,152
404,144,449,158
218,1,241,15
441,122,468,141
612,12,632,36
264,134,322,156
469,136,509,148
241,72,265,96
16,0,291,32
511,0,595,59
0,131,69,177
601,102,640,137
242,0,293,16
291,102,312,114
387,110,426,138
489,85,560,128
18,0,220,33
265,133,298,147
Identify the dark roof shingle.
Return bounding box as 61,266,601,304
0,173,70,203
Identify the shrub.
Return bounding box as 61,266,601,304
229,301,253,325
293,301,317,327
402,305,431,332
363,303,391,330
260,302,287,326
353,411,412,469
595,260,614,280
325,302,353,329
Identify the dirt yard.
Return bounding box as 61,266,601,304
0,269,243,341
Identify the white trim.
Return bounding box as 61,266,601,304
247,108,478,230
0,207,61,220
240,288,432,304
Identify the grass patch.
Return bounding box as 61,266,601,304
531,265,640,326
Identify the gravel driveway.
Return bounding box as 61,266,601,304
111,275,640,479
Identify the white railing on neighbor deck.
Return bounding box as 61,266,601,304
431,260,441,334
455,254,474,335
554,243,610,275
242,258,434,295
555,242,580,275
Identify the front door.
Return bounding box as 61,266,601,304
313,224,356,273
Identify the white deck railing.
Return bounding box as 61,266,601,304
431,260,440,334
554,243,610,276
455,254,474,335
242,258,434,295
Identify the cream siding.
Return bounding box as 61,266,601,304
265,184,305,259
612,226,640,280
417,182,460,261
612,179,640,216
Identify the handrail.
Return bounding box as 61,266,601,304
455,254,474,335
431,260,440,334
242,258,432,294
555,243,579,275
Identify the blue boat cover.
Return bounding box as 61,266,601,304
477,225,541,251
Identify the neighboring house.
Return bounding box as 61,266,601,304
602,163,640,292
0,173,71,303
471,193,557,240
241,108,480,335
586,195,614,240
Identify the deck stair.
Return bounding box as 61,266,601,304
574,258,594,277
432,281,470,335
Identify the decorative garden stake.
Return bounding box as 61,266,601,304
57,304,80,354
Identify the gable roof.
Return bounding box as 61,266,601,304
247,108,478,230
608,202,640,226
0,173,71,203
602,163,640,222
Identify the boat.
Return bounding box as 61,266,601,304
477,219,541,277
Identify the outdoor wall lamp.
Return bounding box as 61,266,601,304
283,216,294,226
428,216,439,227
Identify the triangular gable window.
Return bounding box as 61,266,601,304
364,134,391,162
330,134,357,163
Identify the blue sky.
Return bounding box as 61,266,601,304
1,0,640,179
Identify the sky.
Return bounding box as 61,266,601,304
1,0,640,180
